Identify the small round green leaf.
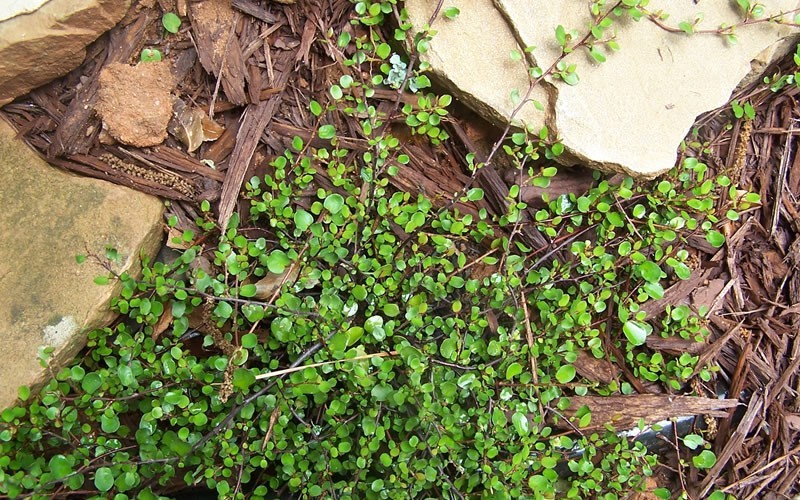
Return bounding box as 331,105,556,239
292,136,304,151
81,372,102,394
623,320,650,346
265,250,290,274
440,338,457,359
466,188,484,201
706,229,725,248
637,261,663,283
162,12,181,34
692,450,717,469
323,194,345,214
294,209,313,231
682,433,705,450
512,412,530,436
101,413,120,433
443,6,460,19
241,333,258,349
233,368,256,391
383,303,400,317
94,467,114,492
242,304,265,323
140,48,163,62
318,124,336,140
505,362,523,380
364,315,383,334
376,43,391,59
214,301,234,319
117,365,136,387
49,455,72,480
555,364,576,384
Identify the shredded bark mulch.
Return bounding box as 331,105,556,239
1,0,799,497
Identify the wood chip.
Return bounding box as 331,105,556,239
554,395,738,431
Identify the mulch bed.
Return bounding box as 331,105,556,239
1,0,799,497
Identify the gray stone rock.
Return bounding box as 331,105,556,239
0,0,131,106
0,118,164,410
406,0,800,178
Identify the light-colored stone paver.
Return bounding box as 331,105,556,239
0,0,131,106
0,0,50,22
407,0,800,178
0,118,163,410
405,0,554,131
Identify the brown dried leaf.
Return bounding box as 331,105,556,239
201,115,225,141
253,265,301,300
169,99,206,152
165,226,193,250
167,99,225,153
151,307,173,341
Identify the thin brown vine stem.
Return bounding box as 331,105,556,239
497,153,530,272
544,406,586,438
86,250,321,319
360,0,446,234
243,229,315,336
320,29,400,251
444,247,499,280
60,382,181,403
317,2,448,275
672,417,689,495
25,446,155,499
500,4,619,141
383,0,446,121
382,1,627,266
520,291,547,423
645,7,800,35
654,420,688,495
524,224,594,273
184,316,351,460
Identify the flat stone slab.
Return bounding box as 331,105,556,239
0,118,163,409
0,0,49,22
406,0,800,178
0,0,131,106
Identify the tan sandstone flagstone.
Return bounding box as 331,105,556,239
406,0,800,178
0,118,163,410
0,0,131,106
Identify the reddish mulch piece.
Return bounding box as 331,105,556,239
1,0,798,497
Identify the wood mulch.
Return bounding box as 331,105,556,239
1,0,799,497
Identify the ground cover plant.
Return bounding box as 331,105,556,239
1,130,742,499
0,0,791,498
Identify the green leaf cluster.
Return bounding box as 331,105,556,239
0,4,752,498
